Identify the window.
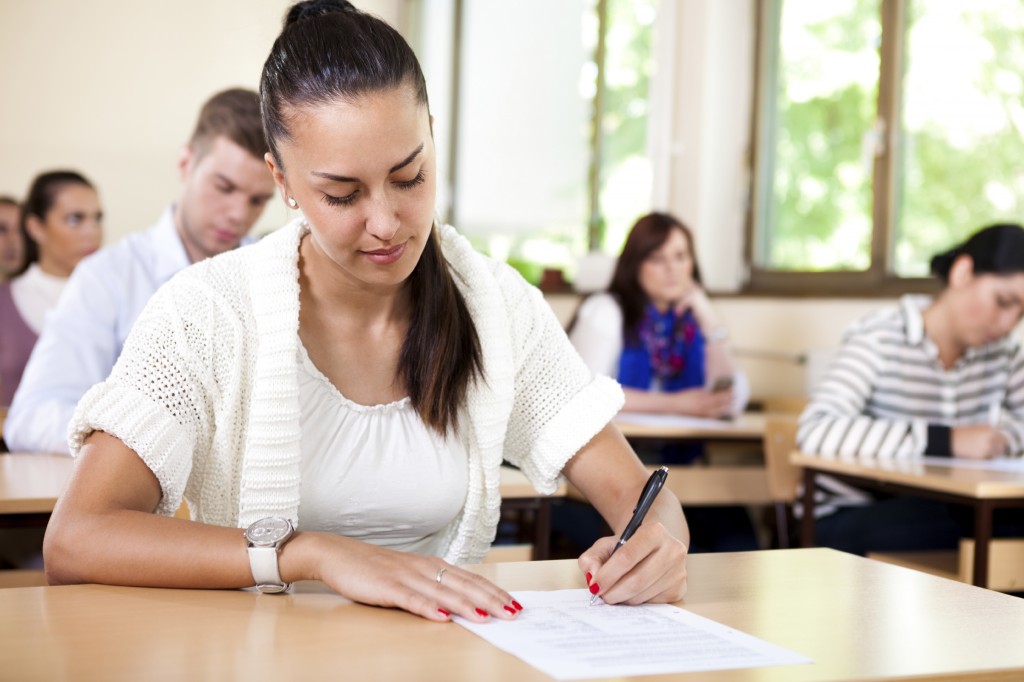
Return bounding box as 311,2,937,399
750,0,1024,292
411,0,657,284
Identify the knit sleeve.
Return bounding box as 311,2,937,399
797,333,926,459
498,268,624,493
67,274,235,516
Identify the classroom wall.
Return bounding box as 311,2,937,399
0,0,404,244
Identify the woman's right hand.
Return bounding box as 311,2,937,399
669,387,733,418
289,532,523,623
952,424,1007,459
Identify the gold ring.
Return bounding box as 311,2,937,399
436,567,448,584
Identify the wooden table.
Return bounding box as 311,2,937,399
0,453,73,528
0,454,563,558
792,453,1024,588
498,465,566,560
613,412,767,441
2,549,1023,680
604,413,771,506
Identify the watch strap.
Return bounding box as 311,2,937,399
248,545,289,593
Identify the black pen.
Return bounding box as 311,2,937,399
589,466,669,605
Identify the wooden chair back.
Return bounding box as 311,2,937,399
762,415,802,548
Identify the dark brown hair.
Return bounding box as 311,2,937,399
189,88,268,161
19,170,94,273
609,212,702,342
930,223,1024,283
261,0,481,434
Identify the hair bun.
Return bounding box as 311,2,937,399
929,249,958,280
284,0,357,28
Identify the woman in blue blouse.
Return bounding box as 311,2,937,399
567,212,757,552
570,212,748,418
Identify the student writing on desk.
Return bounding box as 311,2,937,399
798,224,1024,555
44,0,689,623
567,212,757,552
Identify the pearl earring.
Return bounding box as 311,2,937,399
287,197,298,209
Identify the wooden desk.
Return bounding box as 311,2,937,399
2,549,1023,680
0,455,560,559
614,412,767,441
498,465,566,560
792,453,1024,588
0,453,73,528
606,413,771,506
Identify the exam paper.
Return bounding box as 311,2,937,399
455,589,811,680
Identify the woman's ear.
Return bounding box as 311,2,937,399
25,213,45,247
948,253,975,289
264,153,291,205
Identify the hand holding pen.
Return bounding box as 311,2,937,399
589,466,669,605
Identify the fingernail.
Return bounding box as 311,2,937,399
438,608,451,618
589,582,600,595
585,572,592,585
503,605,516,615
511,600,523,611
475,608,489,618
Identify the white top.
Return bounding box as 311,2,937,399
569,293,750,415
9,263,68,334
70,219,623,565
296,343,467,555
5,208,189,454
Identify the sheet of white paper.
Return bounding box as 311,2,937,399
614,412,739,431
921,456,1024,473
455,589,811,680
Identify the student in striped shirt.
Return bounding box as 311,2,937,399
798,223,1024,555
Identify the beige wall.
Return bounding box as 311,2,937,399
0,0,402,244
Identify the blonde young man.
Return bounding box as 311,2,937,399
5,89,276,454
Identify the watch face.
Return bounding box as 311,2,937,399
245,517,293,547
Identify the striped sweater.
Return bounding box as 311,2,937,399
797,295,1024,515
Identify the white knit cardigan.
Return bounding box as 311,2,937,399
69,220,623,564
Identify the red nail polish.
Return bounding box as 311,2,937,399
589,582,600,595
438,608,451,617
475,608,489,617
511,600,523,611
503,605,516,615
585,572,592,585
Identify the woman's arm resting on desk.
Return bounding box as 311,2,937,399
622,386,733,419
566,424,689,604
44,432,517,624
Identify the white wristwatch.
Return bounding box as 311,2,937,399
244,517,295,594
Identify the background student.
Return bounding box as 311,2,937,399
0,197,24,281
566,211,757,552
798,223,1024,555
570,212,749,419
4,89,275,454
1,171,102,409
44,0,689,623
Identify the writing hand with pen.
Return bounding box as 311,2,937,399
574,463,689,607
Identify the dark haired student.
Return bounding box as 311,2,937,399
1,171,102,409
5,88,275,454
798,223,1024,555
43,1,689,623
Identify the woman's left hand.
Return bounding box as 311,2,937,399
577,521,688,605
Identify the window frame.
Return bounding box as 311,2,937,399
744,0,940,297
